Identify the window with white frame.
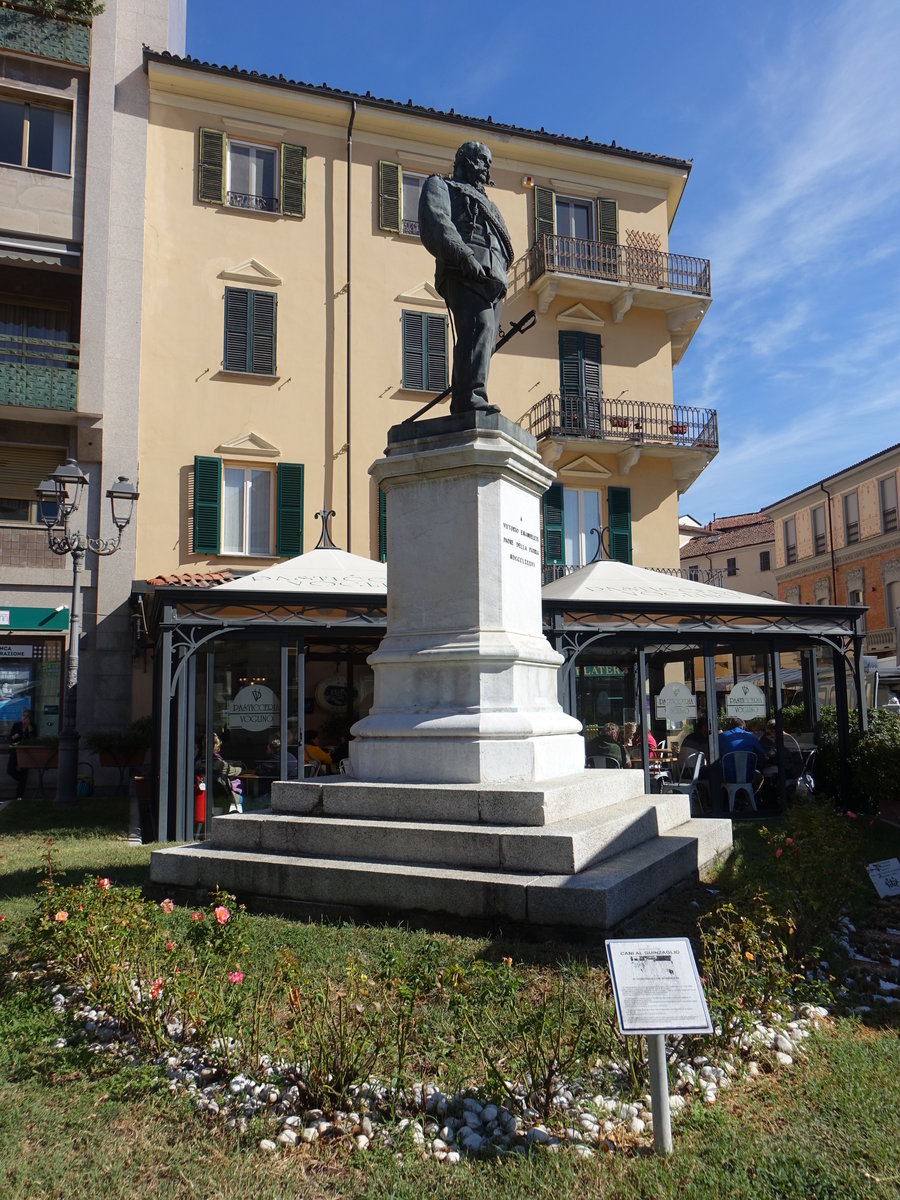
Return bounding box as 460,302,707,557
812,504,827,555
378,163,427,236
843,490,860,544
879,474,898,533
0,96,71,173
784,517,797,564
223,465,273,555
227,141,278,212
563,487,602,567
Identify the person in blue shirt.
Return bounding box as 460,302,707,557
718,718,766,788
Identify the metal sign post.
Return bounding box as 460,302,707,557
606,937,713,1156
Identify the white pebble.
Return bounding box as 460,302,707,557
259,1139,277,1153
775,1051,793,1066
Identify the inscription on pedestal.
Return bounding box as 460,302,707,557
502,520,541,569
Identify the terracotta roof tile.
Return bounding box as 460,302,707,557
146,570,235,589
143,50,693,173
681,516,773,559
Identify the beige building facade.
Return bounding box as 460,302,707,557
136,51,717,605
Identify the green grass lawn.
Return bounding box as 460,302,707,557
2,796,899,1199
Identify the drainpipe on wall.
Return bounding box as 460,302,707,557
819,481,837,601
346,100,357,552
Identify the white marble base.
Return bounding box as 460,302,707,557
349,413,583,785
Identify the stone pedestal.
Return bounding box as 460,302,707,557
349,412,584,784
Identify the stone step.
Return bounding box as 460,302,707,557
149,817,733,931
210,792,692,875
270,769,646,827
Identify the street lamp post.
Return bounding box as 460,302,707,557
36,459,138,806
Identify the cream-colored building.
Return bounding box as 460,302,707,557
137,51,716,595
680,513,776,598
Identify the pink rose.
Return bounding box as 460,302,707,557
190,911,204,922
775,848,783,858
214,906,230,925
227,970,244,984
55,910,68,923
160,898,175,914
96,877,111,890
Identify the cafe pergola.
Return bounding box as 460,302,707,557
139,550,865,840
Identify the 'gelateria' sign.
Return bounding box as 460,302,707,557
226,684,279,731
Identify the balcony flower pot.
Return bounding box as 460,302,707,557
15,742,58,770
610,417,629,429
669,424,688,435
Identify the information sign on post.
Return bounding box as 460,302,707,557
606,937,712,1156
866,858,900,898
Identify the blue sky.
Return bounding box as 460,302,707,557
184,0,900,523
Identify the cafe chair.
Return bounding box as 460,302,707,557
720,751,758,814
661,752,706,815
587,755,621,769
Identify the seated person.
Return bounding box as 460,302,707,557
718,717,766,788
759,718,804,785
588,722,625,767
258,737,299,779
626,723,657,767
677,716,710,773
304,730,334,772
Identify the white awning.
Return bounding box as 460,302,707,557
542,559,786,608
215,547,387,596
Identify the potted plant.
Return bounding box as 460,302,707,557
86,716,152,769
14,735,59,769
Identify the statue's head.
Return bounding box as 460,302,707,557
453,141,492,189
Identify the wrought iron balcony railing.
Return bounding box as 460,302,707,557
227,191,279,213
0,334,79,411
542,563,725,587
528,234,711,296
522,393,718,451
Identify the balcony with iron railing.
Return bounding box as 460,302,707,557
0,334,79,412
227,191,279,213
529,236,711,298
521,393,718,453
514,235,711,363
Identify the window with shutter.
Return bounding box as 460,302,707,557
401,311,447,391
534,185,555,242
558,331,602,434
276,462,304,556
379,163,426,236
223,288,277,375
193,456,222,555
542,482,565,566
198,128,225,204
607,486,632,564
198,128,305,217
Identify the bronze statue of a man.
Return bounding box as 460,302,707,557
418,141,514,414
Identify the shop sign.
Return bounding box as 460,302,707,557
0,645,33,658
226,684,279,732
726,681,766,719
655,682,697,723
581,665,626,677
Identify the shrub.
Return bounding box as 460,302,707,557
816,706,900,812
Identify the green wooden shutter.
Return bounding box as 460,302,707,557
379,161,402,232
250,292,277,375
558,331,581,395
224,288,249,372
280,144,306,217
401,310,424,390
534,185,555,241
198,128,225,204
542,482,565,565
582,332,602,401
425,314,448,390
193,456,221,554
607,486,632,564
275,462,303,556
596,197,618,244
377,485,387,562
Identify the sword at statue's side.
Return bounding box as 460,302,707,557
404,309,538,424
